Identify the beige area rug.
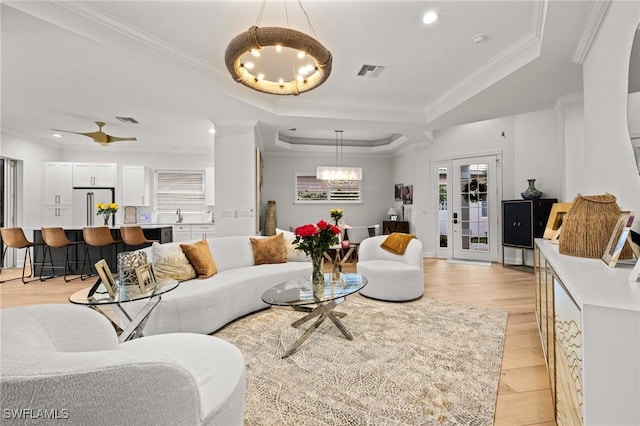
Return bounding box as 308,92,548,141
215,294,508,425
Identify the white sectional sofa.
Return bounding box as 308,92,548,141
129,235,311,336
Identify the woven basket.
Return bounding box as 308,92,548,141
559,193,633,259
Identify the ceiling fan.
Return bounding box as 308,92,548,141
52,121,137,146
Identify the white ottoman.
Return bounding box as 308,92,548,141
356,235,424,302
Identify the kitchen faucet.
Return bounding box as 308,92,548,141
176,208,183,223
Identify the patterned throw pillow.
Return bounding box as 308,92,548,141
276,228,309,262
151,242,197,281
118,251,148,286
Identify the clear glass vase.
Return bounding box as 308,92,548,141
311,254,325,299
103,213,111,226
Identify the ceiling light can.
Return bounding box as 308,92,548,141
423,11,438,24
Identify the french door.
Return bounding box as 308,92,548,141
451,155,500,262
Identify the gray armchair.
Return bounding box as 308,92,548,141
0,304,246,425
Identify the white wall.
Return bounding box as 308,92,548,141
1,132,61,227
559,99,587,201
581,1,640,218
214,129,257,236
391,144,429,244
513,109,563,201
391,110,565,258
261,151,392,232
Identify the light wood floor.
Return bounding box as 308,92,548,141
0,259,556,425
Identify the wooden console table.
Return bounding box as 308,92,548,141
382,221,409,234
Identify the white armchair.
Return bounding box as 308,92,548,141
356,235,424,301
1,304,246,425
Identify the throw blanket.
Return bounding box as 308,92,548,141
380,232,416,255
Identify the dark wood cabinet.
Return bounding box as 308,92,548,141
502,199,557,249
382,221,410,234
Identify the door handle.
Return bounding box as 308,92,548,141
453,212,458,224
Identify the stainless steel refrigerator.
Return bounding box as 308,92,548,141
72,188,114,226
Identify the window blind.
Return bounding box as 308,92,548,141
155,170,206,212
295,174,361,202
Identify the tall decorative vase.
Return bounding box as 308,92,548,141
103,213,111,226
521,179,543,200
311,254,325,299
265,200,277,236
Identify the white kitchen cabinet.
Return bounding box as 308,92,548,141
43,162,73,205
205,167,215,206
73,162,117,187
190,224,215,240
172,224,191,242
122,165,152,206
43,205,73,227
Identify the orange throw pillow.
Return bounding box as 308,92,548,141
180,239,217,279
380,233,416,255
250,233,287,265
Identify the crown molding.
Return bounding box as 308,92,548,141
554,92,584,111
426,0,547,125
571,1,612,64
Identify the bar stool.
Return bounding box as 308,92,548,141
0,227,44,284
40,227,84,282
81,227,122,280
120,226,158,251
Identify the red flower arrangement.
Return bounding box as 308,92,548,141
293,220,341,259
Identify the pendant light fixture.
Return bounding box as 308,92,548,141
224,0,332,96
316,130,362,189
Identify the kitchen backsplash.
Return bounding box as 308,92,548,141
154,210,214,224
126,206,214,224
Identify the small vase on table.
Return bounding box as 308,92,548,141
103,213,111,226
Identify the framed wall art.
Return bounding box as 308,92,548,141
395,183,403,201
402,185,413,205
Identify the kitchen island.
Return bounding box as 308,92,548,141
32,226,172,275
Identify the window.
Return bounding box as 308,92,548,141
154,170,206,213
295,174,361,203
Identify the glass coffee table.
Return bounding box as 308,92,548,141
69,279,179,343
261,273,367,358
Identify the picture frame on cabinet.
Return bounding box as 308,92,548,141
543,202,573,239
602,211,635,267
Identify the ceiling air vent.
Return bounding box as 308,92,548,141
115,116,139,124
357,65,385,78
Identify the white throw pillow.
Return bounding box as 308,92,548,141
151,242,197,281
276,228,310,262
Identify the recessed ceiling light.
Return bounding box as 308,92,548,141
209,128,216,134
423,11,438,25
52,133,62,138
